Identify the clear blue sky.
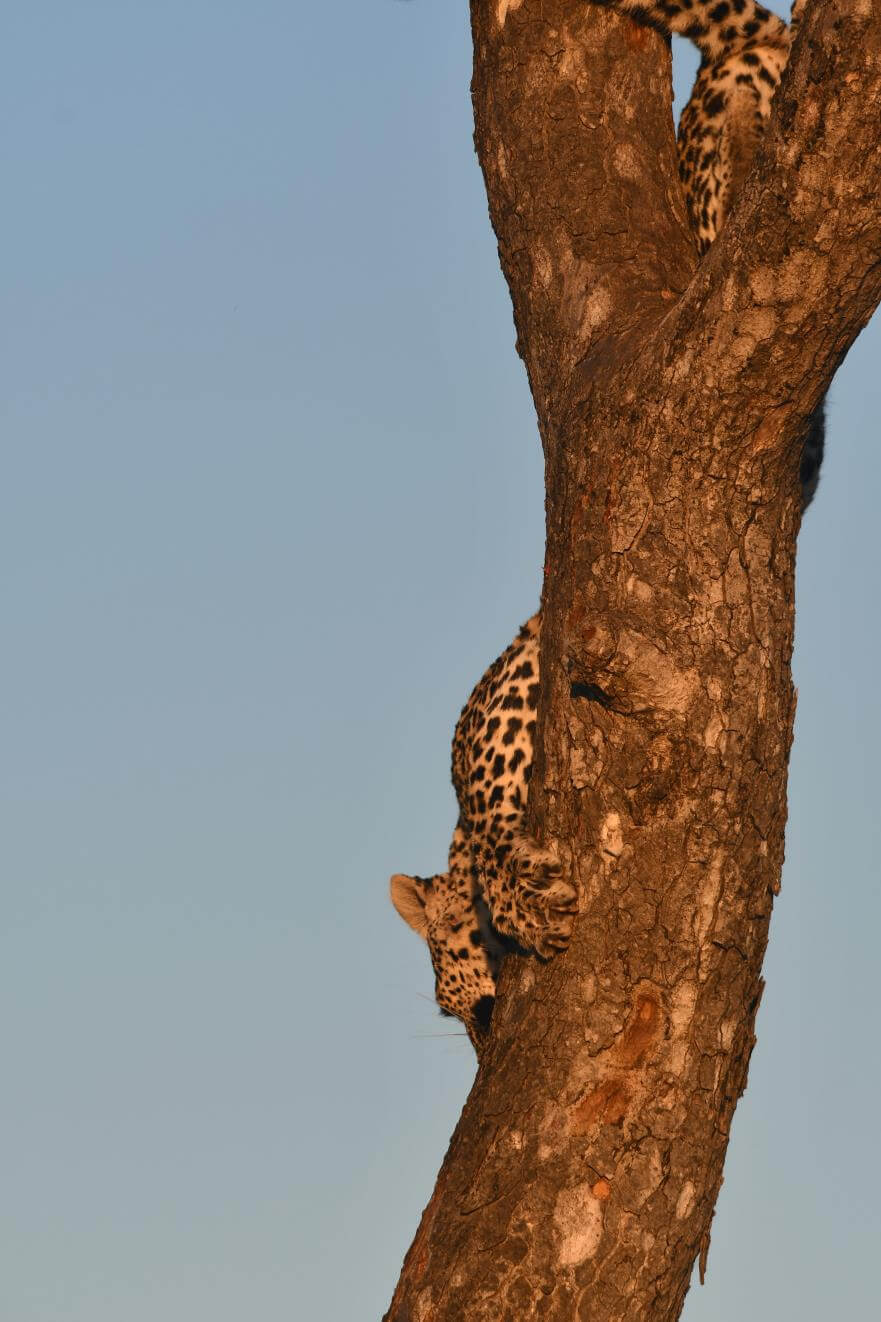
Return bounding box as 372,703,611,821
3,4,878,1319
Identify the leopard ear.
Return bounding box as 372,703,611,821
390,873,430,938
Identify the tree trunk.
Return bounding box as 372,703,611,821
385,3,881,1319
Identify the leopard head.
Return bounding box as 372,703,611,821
390,871,498,1051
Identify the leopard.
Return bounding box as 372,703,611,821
391,614,565,1050
391,0,823,1053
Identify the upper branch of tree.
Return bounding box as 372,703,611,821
471,2,695,424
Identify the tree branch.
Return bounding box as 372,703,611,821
471,3,695,420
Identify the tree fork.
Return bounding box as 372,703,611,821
385,3,881,1318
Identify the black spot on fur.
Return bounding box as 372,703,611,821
502,717,523,745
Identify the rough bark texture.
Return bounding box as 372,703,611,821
386,3,881,1319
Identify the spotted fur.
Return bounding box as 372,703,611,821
391,617,566,1050
392,1,821,1050
605,0,794,252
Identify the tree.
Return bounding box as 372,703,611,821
385,4,881,1318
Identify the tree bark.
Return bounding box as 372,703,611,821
385,3,881,1319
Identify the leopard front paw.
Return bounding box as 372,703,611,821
492,836,578,958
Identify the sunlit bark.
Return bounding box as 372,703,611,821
385,4,881,1317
